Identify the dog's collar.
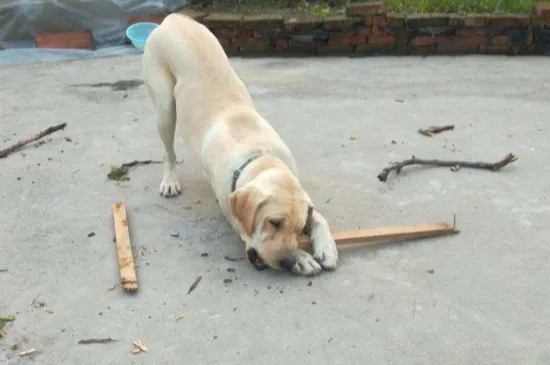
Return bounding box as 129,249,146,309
231,155,262,193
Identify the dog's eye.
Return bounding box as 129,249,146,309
269,219,282,229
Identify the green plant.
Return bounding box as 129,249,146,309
298,1,331,18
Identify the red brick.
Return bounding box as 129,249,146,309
531,15,550,26
128,15,165,25
178,10,207,22
368,35,395,45
463,14,489,27
372,25,393,36
410,35,436,47
323,15,354,30
367,13,389,35
491,35,509,45
216,37,231,49
479,44,510,53
488,13,531,27
213,28,239,38
284,14,323,31
203,13,243,29
328,33,367,46
365,13,387,26
437,43,479,54
346,2,386,17
358,26,372,35
457,27,487,37
248,31,263,38
355,44,395,53
273,37,289,50
233,37,273,53
533,3,550,17
317,44,355,54
406,14,449,28
436,35,484,53
409,45,437,54
35,31,94,50
386,12,406,27
439,35,487,45
243,15,283,30
350,35,368,45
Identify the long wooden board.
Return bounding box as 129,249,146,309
112,201,138,293
297,221,458,249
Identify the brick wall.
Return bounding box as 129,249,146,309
34,2,550,56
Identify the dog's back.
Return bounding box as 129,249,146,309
143,14,254,155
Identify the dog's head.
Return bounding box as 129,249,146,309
229,169,314,272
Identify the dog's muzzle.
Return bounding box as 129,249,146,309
246,248,269,270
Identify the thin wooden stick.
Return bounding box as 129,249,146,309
377,153,518,182
418,124,455,137
298,221,459,249
112,201,138,293
0,122,67,158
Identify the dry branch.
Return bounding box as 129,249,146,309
78,338,117,345
418,125,454,137
377,153,518,182
107,158,183,181
0,122,67,158
107,160,161,181
187,275,202,295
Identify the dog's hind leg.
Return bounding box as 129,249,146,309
144,61,182,197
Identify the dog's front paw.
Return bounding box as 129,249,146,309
312,234,339,271
291,249,322,277
159,173,182,197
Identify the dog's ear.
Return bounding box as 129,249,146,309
229,185,270,237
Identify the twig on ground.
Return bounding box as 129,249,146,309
0,122,67,159
224,255,245,262
78,338,117,345
0,269,7,273
187,275,202,295
377,153,518,182
107,160,161,181
418,125,454,137
107,158,183,181
19,348,36,357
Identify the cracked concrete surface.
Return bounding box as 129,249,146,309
1,54,549,365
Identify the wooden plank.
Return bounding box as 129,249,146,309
112,201,138,293
298,221,458,249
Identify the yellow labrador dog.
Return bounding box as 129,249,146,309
142,13,338,276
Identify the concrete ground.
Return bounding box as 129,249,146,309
1,54,549,365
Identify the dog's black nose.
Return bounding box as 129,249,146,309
246,248,268,270
279,255,296,272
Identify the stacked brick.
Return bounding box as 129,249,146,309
29,2,550,56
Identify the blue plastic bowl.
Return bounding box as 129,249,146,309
126,22,158,50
